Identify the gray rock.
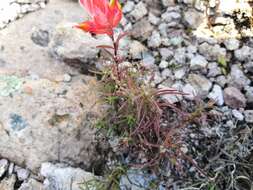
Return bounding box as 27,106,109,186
159,48,173,60
234,46,252,61
182,83,197,100
215,75,227,88
190,54,208,70
162,0,175,7
174,48,186,64
0,74,104,172
184,9,204,29
131,18,154,41
31,29,49,47
141,52,156,69
188,74,212,97
159,60,169,69
161,11,181,23
148,30,162,48
18,178,44,190
207,62,222,77
199,42,226,61
129,40,147,59
245,87,253,103
130,2,148,21
244,110,253,123
49,22,100,67
41,163,96,190
224,38,240,51
224,87,246,108
122,1,135,13
15,166,30,181
228,65,250,89
148,13,160,25
232,109,244,121
174,68,186,79
0,159,9,178
0,175,16,190
208,84,224,106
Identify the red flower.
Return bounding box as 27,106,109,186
76,0,122,35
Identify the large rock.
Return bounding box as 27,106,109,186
41,162,96,190
224,87,246,108
0,74,104,172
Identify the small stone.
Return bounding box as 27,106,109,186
245,87,253,103
224,87,246,109
8,163,14,176
148,13,160,25
207,62,222,77
232,109,244,121
190,54,208,70
15,166,30,181
159,60,169,69
174,68,186,80
184,9,204,29
0,175,16,190
224,38,240,51
0,159,9,178
228,65,250,89
199,42,226,61
122,1,135,13
131,18,154,41
63,74,71,82
162,0,175,6
208,84,224,106
234,46,252,61
148,31,162,48
244,110,253,123
188,74,212,97
31,29,49,47
129,40,147,59
159,48,173,60
182,84,197,100
174,48,186,64
130,2,148,21
141,52,156,69
18,178,44,190
162,11,181,23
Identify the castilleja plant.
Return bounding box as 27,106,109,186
76,0,125,79
75,0,208,181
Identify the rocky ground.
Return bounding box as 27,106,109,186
0,0,252,189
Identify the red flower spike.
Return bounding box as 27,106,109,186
76,0,122,35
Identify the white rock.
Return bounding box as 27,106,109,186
41,163,97,190
18,178,44,190
190,55,208,70
232,109,244,121
208,84,224,106
130,2,147,21
122,1,135,13
15,166,30,181
159,60,169,69
224,38,240,51
0,159,8,178
182,84,197,100
148,30,162,48
234,46,252,61
188,74,212,97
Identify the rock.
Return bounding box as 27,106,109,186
174,48,186,64
224,87,246,108
159,60,169,69
228,65,250,89
244,110,253,123
148,12,160,25
174,68,186,80
182,83,197,100
18,178,44,190
0,74,104,172
122,1,135,13
148,30,161,48
162,0,175,7
0,0,90,78
130,2,148,21
207,62,222,77
190,54,208,70
159,48,173,60
41,163,96,190
129,40,147,59
0,175,16,190
183,9,204,29
224,38,240,51
120,169,156,190
31,29,50,47
245,87,253,103
208,84,224,106
15,166,30,181
232,109,244,121
131,18,154,41
49,22,100,70
141,52,156,69
188,74,212,97
199,42,226,61
0,159,9,178
161,11,181,23
234,46,252,61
